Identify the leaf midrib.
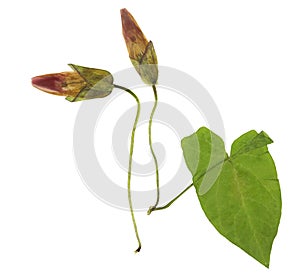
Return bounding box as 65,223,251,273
229,160,267,263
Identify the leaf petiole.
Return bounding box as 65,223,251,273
148,183,193,214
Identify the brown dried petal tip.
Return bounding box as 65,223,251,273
121,8,149,61
31,72,85,97
121,8,158,85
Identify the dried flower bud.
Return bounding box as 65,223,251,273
32,64,114,102
121,8,158,85
32,72,85,97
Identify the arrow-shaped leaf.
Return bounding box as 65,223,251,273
181,127,281,267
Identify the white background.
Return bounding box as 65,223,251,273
1,0,300,273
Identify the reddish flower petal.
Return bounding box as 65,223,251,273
121,8,149,60
32,72,85,97
120,8,158,85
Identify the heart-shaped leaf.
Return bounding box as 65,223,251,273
181,127,281,267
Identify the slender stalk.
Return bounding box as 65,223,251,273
148,85,160,213
114,84,141,253
149,158,227,214
148,183,193,214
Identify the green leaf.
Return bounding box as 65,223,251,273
181,127,281,267
66,64,114,102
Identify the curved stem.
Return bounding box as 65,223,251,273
148,183,193,214
148,158,227,214
148,85,160,213
114,84,141,253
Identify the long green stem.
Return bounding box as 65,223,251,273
114,84,141,253
147,85,160,214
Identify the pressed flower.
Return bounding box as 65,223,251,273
32,63,142,252
32,64,114,102
32,71,85,97
121,9,160,217
121,8,158,85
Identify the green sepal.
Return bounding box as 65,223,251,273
130,41,158,85
66,64,114,102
